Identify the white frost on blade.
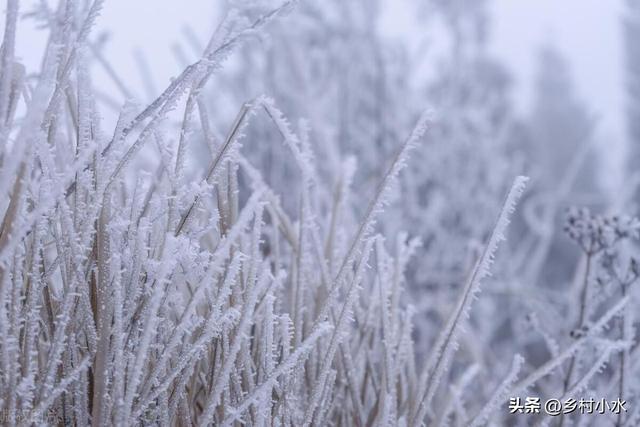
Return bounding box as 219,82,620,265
413,176,529,426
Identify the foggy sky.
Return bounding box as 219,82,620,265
5,0,626,187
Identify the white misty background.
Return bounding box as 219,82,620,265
0,0,638,426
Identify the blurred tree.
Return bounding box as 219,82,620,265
519,46,598,288
404,0,516,289
527,46,595,194
624,0,640,205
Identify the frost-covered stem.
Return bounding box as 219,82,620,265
511,297,628,396
122,246,177,422
467,354,524,427
0,162,25,259
22,357,91,427
617,285,631,427
111,256,126,426
41,0,105,131
312,112,430,335
411,176,528,427
560,247,593,427
37,282,78,405
303,238,374,427
293,196,306,347
220,322,332,427
197,263,265,426
175,102,253,236
376,239,396,426
435,364,479,427
0,0,18,146
324,174,342,273
21,220,45,406
137,253,242,408
91,192,112,427
576,247,594,328
562,340,630,400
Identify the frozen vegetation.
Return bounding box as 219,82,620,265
0,0,639,425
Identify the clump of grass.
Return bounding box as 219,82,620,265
0,1,634,426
